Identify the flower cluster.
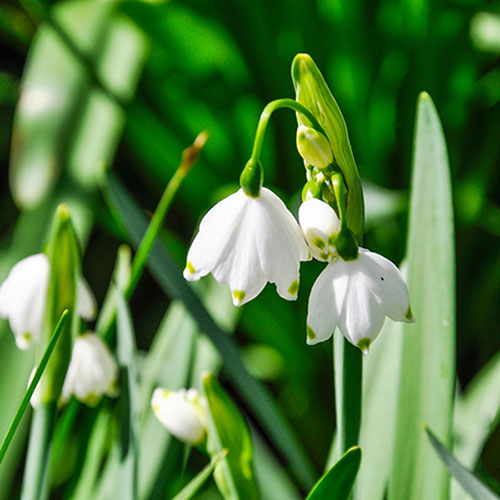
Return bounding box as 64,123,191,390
0,253,118,407
183,125,414,352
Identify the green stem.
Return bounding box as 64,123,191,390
21,403,57,500
250,98,325,161
127,165,188,297
334,334,362,458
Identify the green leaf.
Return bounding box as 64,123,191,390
291,53,364,241
202,373,259,500
389,93,455,500
306,447,361,500
171,449,227,500
115,259,140,500
426,427,500,500
0,310,68,465
102,173,316,490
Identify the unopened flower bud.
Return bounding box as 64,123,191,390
299,199,341,262
151,388,208,446
296,125,333,169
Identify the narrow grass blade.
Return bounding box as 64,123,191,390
0,310,68,465
306,447,361,500
426,427,500,500
171,450,227,500
389,93,455,500
103,173,316,490
115,288,140,500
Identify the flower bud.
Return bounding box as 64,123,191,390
151,388,208,446
299,199,341,262
296,125,333,169
60,333,119,407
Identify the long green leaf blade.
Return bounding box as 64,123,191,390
426,427,500,500
171,450,227,500
389,93,456,500
102,173,316,490
306,447,361,500
0,310,68,464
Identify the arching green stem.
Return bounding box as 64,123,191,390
250,99,325,162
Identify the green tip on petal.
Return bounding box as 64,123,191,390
185,261,195,274
357,337,372,354
288,280,299,296
232,290,246,304
306,325,317,342
405,305,415,322
313,237,325,249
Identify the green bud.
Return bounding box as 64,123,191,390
239,158,263,197
38,204,80,405
302,179,322,201
296,125,333,169
292,53,365,242
336,227,359,261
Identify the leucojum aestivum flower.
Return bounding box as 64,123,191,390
183,59,414,354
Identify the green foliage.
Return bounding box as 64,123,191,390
306,446,361,500
390,94,456,500
203,373,259,500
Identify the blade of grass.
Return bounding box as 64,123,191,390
389,93,456,500
0,310,68,465
426,427,500,500
103,173,316,490
306,447,361,500
171,450,227,500
116,288,140,500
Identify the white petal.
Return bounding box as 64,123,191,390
358,248,413,323
338,265,386,349
77,278,97,321
61,333,118,406
151,388,207,445
0,254,49,349
299,199,341,262
184,190,248,282
306,261,349,345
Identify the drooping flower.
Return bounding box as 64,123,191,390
0,253,97,350
151,388,208,445
306,248,414,351
60,333,119,407
184,187,309,306
299,198,341,262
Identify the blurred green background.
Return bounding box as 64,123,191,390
1,0,499,497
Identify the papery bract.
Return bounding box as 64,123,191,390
307,248,414,351
184,187,309,306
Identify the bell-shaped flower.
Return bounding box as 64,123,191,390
307,248,414,351
60,333,119,407
151,387,208,445
299,199,341,262
0,253,96,350
184,187,309,306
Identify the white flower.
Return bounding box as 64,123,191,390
151,388,208,445
307,248,414,351
299,199,341,262
0,253,97,350
60,333,118,407
184,187,309,306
